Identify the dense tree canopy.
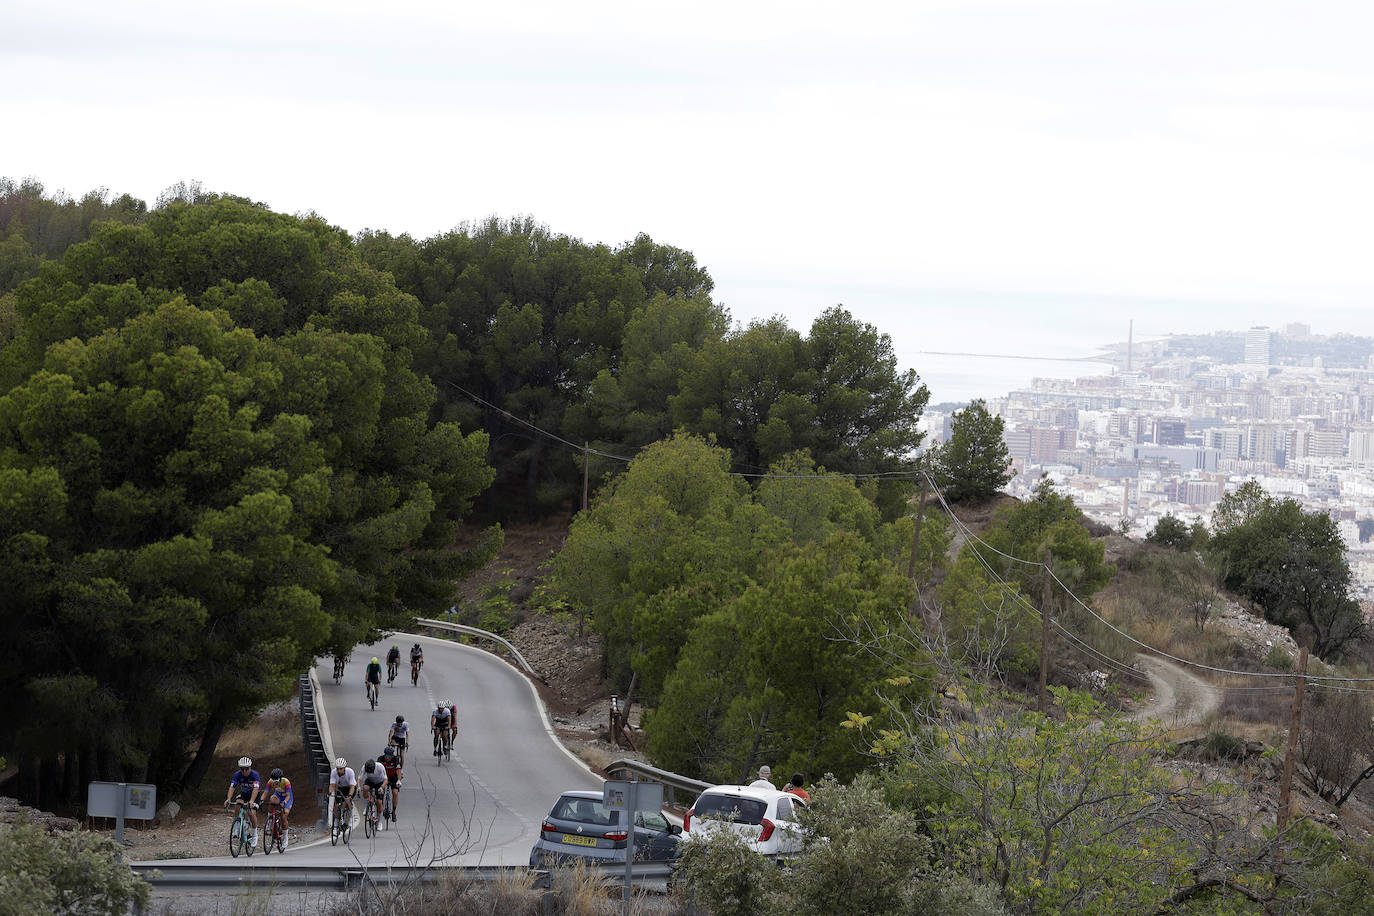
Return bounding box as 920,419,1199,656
0,195,497,800
1206,481,1363,658
933,398,1012,503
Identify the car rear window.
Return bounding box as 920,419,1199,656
552,796,619,826
693,792,766,826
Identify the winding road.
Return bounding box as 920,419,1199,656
1129,654,1222,731
171,633,599,868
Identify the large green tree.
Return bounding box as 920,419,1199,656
1206,481,1363,658
934,398,1012,503
0,196,497,801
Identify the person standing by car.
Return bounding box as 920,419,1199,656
749,765,774,788
783,773,810,801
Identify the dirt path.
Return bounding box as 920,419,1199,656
1129,654,1221,732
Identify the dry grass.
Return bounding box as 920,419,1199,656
221,701,302,760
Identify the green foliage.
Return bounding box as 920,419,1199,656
867,688,1265,916
974,479,1114,603
0,820,151,915
1147,512,1196,550
648,533,926,783
552,433,772,694
1205,482,1362,658
0,195,497,795
936,550,1038,677
674,826,785,916
934,399,1012,503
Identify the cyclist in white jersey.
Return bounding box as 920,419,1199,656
328,758,357,822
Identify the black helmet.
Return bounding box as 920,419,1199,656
384,745,395,756
364,759,376,774
395,714,405,724
270,768,283,780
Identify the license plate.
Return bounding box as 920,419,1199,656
560,834,599,847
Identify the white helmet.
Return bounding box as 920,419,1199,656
440,699,450,708
238,756,252,768
335,757,347,768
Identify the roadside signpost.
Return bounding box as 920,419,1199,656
88,781,157,844
603,779,665,911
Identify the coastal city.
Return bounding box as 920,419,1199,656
924,324,1374,597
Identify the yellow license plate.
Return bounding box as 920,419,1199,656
560,834,599,847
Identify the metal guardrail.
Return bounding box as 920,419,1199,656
133,861,675,890
603,758,711,810
299,670,333,827
413,618,537,676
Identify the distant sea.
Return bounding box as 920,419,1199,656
915,352,1116,406
720,280,1374,407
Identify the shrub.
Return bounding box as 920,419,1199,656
0,819,151,915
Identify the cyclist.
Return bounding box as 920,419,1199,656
385,645,401,684
332,653,347,680
264,768,294,849
364,656,382,702
328,757,357,825
378,745,404,820
409,643,424,681
431,698,457,756
223,756,262,848
360,759,388,819
387,714,410,766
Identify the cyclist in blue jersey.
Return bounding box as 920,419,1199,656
223,756,262,847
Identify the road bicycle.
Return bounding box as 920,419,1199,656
333,656,346,684
227,799,257,858
410,658,421,686
366,680,379,710
387,659,398,685
330,795,352,846
383,785,395,829
363,790,381,838
261,800,286,854
435,729,452,765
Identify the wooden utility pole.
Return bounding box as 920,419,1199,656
582,443,589,513
1039,548,1052,715
1277,646,1309,833
1274,646,1309,889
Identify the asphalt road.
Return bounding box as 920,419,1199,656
169,633,600,869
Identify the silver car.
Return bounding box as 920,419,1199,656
529,789,683,868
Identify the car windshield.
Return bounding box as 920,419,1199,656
694,793,766,826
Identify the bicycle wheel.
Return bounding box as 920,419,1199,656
445,732,453,762
273,815,285,853
330,803,342,846
262,814,276,855
382,792,392,830
369,684,377,709
363,799,375,838
229,814,244,857
411,665,418,686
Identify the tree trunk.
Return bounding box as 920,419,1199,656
180,711,228,793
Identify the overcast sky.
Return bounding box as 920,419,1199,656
8,0,1374,388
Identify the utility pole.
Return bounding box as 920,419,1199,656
582,443,589,514
1039,548,1052,715
1274,646,1309,888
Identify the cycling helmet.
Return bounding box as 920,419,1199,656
238,756,252,768
384,745,395,756
391,644,398,650
395,714,405,724
270,768,283,780
439,698,450,708
371,656,379,664
364,760,376,774
335,757,347,768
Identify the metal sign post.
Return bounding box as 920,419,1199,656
88,781,157,845
604,779,664,912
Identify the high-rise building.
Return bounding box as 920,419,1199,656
1245,326,1271,366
